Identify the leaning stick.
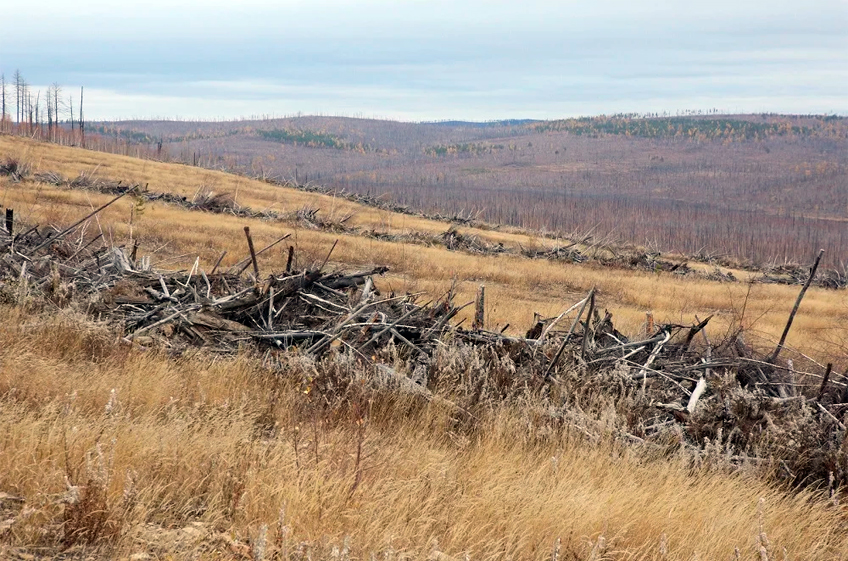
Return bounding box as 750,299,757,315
243,227,260,278
768,249,824,364
233,233,292,274
28,190,131,255
543,287,594,380
537,297,588,343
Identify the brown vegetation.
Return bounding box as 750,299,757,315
89,114,848,268
2,185,848,559
3,134,848,370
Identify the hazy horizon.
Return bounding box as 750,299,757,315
3,0,847,121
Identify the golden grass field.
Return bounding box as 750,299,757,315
2,308,848,560
2,134,846,365
2,134,848,559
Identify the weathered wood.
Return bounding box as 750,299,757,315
473,284,485,330
233,233,291,275
27,190,131,255
684,314,713,349
544,288,594,380
537,297,588,343
210,251,227,275
769,249,824,364
639,330,672,393
818,363,833,401
580,290,596,360
243,226,260,278
687,377,708,413
286,245,294,273
319,239,339,272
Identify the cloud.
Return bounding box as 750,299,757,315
4,0,846,119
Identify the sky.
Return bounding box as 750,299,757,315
2,0,847,121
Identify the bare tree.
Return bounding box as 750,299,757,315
34,90,40,136
53,82,61,141
13,69,23,124
46,85,53,138
79,86,85,148
0,73,6,130
26,88,33,133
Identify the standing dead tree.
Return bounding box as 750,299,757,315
0,73,7,130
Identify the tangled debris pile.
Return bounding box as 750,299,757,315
440,226,508,254
1,197,847,490
757,262,848,290
11,164,847,289
519,242,586,263
0,158,30,182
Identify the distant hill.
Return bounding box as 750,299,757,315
421,119,541,127
88,113,848,266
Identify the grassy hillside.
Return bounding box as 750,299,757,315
2,134,847,366
2,135,848,559
3,309,847,560
90,114,848,267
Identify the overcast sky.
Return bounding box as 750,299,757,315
2,0,846,121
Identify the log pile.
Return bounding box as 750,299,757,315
0,205,461,358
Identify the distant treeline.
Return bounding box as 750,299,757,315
6,99,846,268
0,68,87,147
255,128,385,154
533,116,844,141
91,125,157,144
424,142,504,157
257,128,352,149
359,184,848,268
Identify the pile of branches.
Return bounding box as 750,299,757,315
259,172,848,289
0,158,31,182
440,226,507,254
2,192,847,489
519,242,586,263
33,171,283,220
289,205,355,231
29,167,839,287
266,177,487,227
600,251,693,275
758,262,847,290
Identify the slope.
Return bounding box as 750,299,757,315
1,134,847,364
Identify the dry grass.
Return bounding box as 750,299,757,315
2,135,847,366
1,307,847,560
2,136,848,559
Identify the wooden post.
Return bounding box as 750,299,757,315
5,208,12,235
580,290,596,359
473,285,485,330
818,363,833,401
645,312,654,337
286,245,294,273
243,226,260,278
